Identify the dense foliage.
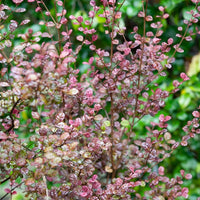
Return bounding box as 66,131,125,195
0,0,200,199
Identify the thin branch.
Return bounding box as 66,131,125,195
0,177,10,185
0,181,24,200
6,98,21,133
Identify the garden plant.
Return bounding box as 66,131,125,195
0,0,200,199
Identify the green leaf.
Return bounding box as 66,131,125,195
183,6,196,21
177,111,188,120
196,163,200,174
103,120,111,127
187,53,200,77
121,120,130,127
178,93,191,109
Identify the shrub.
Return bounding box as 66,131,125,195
0,0,200,199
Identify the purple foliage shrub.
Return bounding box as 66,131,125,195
0,0,200,199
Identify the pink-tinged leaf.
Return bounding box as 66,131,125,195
146,31,154,37
173,80,180,87
112,39,119,44
61,31,67,36
12,0,23,4
60,132,70,140
146,15,153,21
158,6,164,12
1,68,7,76
158,166,165,175
184,19,189,24
185,36,192,41
12,191,17,195
124,48,131,55
0,132,8,140
41,32,52,38
165,63,172,69
165,115,171,121
4,188,11,193
9,20,18,32
56,22,61,28
115,178,123,186
80,192,88,197
26,74,38,82
25,47,32,54
176,47,184,53
35,7,42,12
39,21,45,25
20,19,30,26
150,23,158,28
164,132,171,140
89,57,94,64
129,166,134,173
15,8,26,12
117,44,126,51
92,35,98,42
9,132,19,139
178,26,183,31
32,112,40,119
181,140,188,146
163,13,169,19
77,16,83,23
57,0,63,6
78,27,84,32
156,30,163,36
133,26,138,32
25,178,35,186
84,20,90,26
138,11,145,17
76,35,84,41
185,173,192,179
192,18,198,23
89,11,95,18
46,21,55,27
0,82,10,87
168,57,175,63
176,34,182,38
159,114,165,122
84,36,90,42
63,57,76,63
172,142,180,149
90,0,95,6
180,72,189,81
181,187,189,198
153,38,161,44
75,45,82,54
115,11,121,19
180,169,185,177
192,111,200,118
32,31,42,37
69,15,75,20
89,45,96,50
167,38,173,45
30,44,41,51
60,18,68,24
60,50,70,58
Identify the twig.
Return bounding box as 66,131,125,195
0,177,10,185
0,181,24,200
43,175,49,200
6,98,21,133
